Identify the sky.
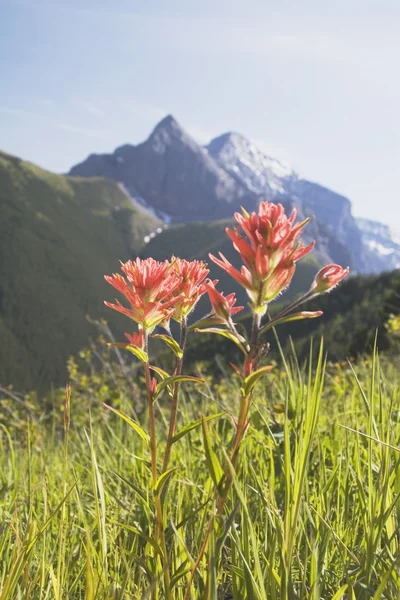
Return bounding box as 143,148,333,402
1,0,400,228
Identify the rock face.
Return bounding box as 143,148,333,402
206,132,297,196
207,133,365,272
69,114,396,275
293,181,366,272
69,115,257,221
356,218,400,273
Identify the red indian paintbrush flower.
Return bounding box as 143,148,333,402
104,258,182,332
124,330,144,349
170,258,209,322
309,264,350,295
210,201,315,311
204,279,244,325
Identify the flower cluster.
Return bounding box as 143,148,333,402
170,258,209,322
105,257,211,335
103,200,350,600
105,258,181,332
204,279,244,325
105,202,349,339
210,202,315,311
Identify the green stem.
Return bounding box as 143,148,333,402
143,333,172,600
184,310,262,599
267,289,314,324
162,318,187,473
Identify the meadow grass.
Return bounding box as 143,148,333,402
0,348,399,599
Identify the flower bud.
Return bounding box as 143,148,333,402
310,264,349,295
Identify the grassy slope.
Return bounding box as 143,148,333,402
0,151,160,391
0,351,399,598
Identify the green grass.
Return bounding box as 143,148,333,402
1,345,399,599
0,151,160,391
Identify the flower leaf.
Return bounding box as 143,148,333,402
193,327,247,352
149,365,170,380
152,334,183,358
103,403,149,443
154,467,178,495
188,315,222,331
155,375,204,398
241,365,274,396
171,412,225,444
108,342,148,363
259,311,323,336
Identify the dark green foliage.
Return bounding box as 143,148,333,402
0,151,160,391
185,270,400,369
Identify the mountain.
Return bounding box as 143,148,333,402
0,151,160,391
356,218,400,273
69,115,257,222
206,132,297,196
206,132,366,272
69,116,355,270
69,112,400,273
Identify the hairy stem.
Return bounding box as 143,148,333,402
143,333,172,599
162,318,187,473
184,310,262,599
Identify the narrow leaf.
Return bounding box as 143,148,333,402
259,311,323,335
171,560,191,589
193,327,247,352
201,414,224,489
155,375,204,397
242,365,274,396
188,315,223,331
171,412,225,444
152,334,183,358
154,467,178,495
108,342,148,362
149,365,170,380
103,404,149,443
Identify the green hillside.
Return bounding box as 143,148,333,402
0,151,160,391
141,219,321,315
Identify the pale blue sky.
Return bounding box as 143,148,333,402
1,0,400,227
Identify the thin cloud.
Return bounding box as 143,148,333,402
0,106,42,119
117,100,167,122
186,124,218,145
0,105,110,140
82,102,106,117
55,122,109,139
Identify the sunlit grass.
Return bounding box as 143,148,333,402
0,350,399,599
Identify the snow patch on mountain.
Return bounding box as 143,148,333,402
206,132,297,196
356,217,400,271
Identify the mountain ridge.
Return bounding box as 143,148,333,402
68,114,396,275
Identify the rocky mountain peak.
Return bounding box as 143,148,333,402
68,115,393,274
206,131,295,196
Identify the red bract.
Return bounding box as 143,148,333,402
170,258,209,322
210,202,315,310
204,279,244,324
310,264,350,295
125,330,144,349
104,258,182,332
